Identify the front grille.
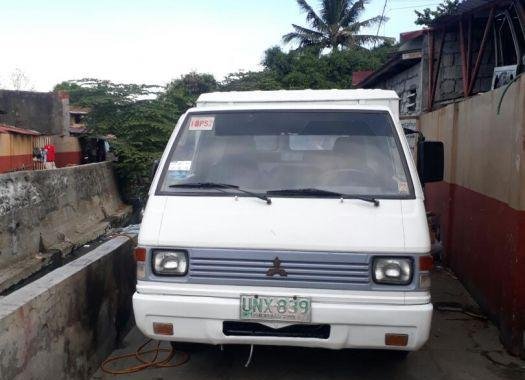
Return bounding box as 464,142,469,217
187,249,371,290
223,322,330,339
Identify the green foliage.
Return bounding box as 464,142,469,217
283,0,394,51
161,72,218,107
253,43,395,90
55,78,185,200
222,71,282,91
415,0,461,26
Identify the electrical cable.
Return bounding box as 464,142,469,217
497,74,522,115
244,344,255,368
100,339,190,375
376,0,388,39
389,3,442,11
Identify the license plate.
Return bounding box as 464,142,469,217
239,295,311,323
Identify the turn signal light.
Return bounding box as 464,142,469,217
153,322,174,336
134,247,146,262
419,256,434,271
385,333,409,347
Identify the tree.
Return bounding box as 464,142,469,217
224,43,396,91
54,75,220,201
161,72,218,110
221,71,281,91
415,0,461,26
55,79,180,201
9,68,34,91
283,0,393,52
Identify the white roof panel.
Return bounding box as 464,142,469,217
197,89,399,105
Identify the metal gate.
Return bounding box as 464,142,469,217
32,135,51,170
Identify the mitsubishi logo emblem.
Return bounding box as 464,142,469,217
266,257,288,277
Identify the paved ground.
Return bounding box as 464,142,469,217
93,268,525,380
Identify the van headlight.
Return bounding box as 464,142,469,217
152,250,188,276
373,257,412,285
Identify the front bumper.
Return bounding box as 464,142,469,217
133,285,432,351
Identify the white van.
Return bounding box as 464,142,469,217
133,89,444,355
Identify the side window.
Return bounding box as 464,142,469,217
407,87,417,113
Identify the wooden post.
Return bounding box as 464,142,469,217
467,15,472,86
427,31,435,110
459,19,469,96
430,29,446,109
468,7,495,96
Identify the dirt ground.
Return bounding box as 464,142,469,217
93,268,525,380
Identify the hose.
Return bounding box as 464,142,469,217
434,301,487,320
496,74,522,115
100,339,189,375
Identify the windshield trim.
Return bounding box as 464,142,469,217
155,109,416,200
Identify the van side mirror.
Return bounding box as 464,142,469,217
151,159,160,179
417,141,444,184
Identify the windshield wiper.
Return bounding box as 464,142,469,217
169,182,272,205
266,188,380,207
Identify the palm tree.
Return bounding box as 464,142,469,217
283,0,392,52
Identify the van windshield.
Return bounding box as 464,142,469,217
158,110,413,198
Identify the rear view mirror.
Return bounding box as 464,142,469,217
417,141,444,184
151,159,160,180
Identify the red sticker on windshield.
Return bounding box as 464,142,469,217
189,116,215,131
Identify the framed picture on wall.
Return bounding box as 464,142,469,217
492,65,518,89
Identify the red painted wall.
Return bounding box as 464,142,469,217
0,154,33,173
55,151,82,168
426,182,525,356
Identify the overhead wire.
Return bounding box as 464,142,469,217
376,0,389,39
389,3,442,11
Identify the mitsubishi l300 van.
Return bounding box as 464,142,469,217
133,89,444,355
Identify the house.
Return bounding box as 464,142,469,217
0,90,83,172
361,0,524,118
359,30,425,131
0,124,40,172
69,106,90,135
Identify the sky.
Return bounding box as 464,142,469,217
0,0,442,91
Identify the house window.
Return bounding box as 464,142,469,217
406,87,417,113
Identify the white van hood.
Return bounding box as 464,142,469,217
139,196,429,253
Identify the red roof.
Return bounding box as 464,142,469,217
352,71,374,86
0,124,41,136
400,30,425,43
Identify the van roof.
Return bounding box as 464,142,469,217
196,89,399,105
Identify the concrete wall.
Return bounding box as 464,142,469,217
0,236,136,380
0,90,69,136
421,76,525,357
373,62,423,117
52,136,83,168
0,162,130,269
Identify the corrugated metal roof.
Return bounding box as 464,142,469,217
454,0,499,14
433,0,507,24
0,124,41,136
